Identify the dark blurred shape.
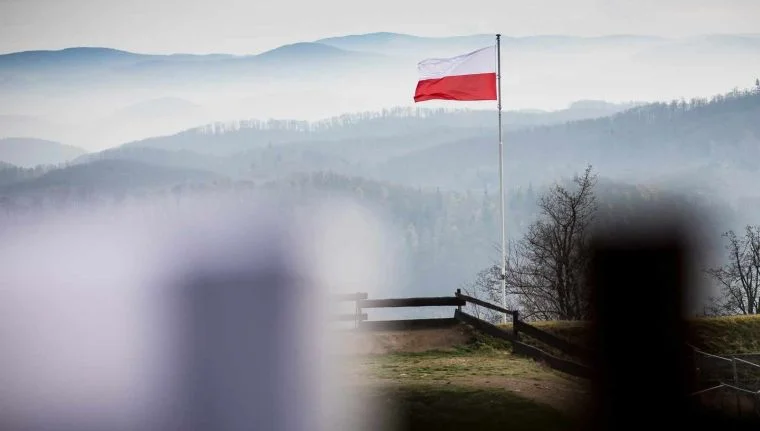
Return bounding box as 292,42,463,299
175,253,296,430
585,208,760,430
0,196,383,431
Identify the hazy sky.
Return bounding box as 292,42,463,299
1,0,759,54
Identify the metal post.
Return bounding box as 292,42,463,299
496,33,507,324
733,358,740,415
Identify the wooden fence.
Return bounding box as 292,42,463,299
332,289,593,378
333,292,465,329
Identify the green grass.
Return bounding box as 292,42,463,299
343,314,760,429
361,349,561,382
348,336,587,430
369,384,575,431
688,314,760,354
498,315,760,355
352,330,576,383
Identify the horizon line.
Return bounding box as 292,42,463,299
2,31,759,57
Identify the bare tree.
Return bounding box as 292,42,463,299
706,226,760,315
505,165,598,320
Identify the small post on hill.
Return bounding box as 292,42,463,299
512,309,519,339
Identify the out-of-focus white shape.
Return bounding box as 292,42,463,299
0,193,392,431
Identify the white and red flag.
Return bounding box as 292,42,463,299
412,36,508,324
413,45,497,102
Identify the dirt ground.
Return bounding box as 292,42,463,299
338,326,476,355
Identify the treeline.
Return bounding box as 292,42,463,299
0,165,542,293
67,85,760,206
0,163,60,187
1,161,721,298
465,165,735,323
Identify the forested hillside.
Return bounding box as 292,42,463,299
113,103,635,156
76,87,760,200
0,163,727,297
0,86,756,295
378,87,760,192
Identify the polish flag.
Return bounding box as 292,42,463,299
414,46,497,102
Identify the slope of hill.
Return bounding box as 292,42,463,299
0,47,147,70
254,42,371,61
0,138,87,167
73,146,232,173
0,159,221,196
377,87,760,193
76,144,357,181
519,314,760,355
92,88,759,203
116,102,636,159
0,163,55,187
315,32,669,57
0,155,739,299
315,32,493,57
0,43,379,91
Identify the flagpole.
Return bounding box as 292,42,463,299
496,34,507,324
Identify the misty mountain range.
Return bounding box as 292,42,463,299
2,32,759,150
0,87,757,297
1,32,759,297
0,138,86,168
2,86,758,221
2,88,758,199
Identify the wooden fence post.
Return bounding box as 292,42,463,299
355,294,362,329
456,289,462,313
512,310,519,340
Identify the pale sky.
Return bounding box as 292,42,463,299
1,0,759,55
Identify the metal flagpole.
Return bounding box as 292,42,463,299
496,34,507,324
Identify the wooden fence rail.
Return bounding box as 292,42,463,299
359,318,459,331
513,320,592,362
454,290,515,315
454,310,516,342
512,340,592,379
359,297,465,309
455,310,591,378
330,291,593,378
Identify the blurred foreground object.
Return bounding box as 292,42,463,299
0,195,389,431
586,203,760,430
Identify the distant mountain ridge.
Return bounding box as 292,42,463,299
2,32,760,150
0,33,667,58
0,159,221,197
0,42,374,71
314,32,670,56
112,101,637,157
4,32,759,71
0,138,87,168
